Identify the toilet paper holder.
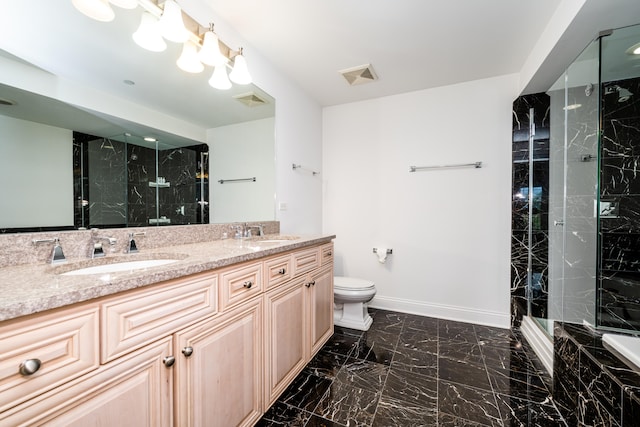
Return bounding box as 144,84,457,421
372,248,393,255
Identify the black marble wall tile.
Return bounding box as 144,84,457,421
601,234,640,273
577,389,622,427
623,387,640,427
579,349,623,421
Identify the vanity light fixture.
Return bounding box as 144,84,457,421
133,11,167,52
71,0,253,90
198,24,225,66
229,48,252,85
176,40,204,73
158,0,189,43
626,42,640,55
143,137,157,142
71,0,115,22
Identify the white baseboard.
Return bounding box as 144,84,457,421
368,295,510,329
520,315,554,376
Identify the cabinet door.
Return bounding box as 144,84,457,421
175,297,263,427
1,337,173,426
308,265,334,356
264,277,307,405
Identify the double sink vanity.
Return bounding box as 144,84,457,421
0,225,335,426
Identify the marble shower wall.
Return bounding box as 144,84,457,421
511,93,550,327
599,77,640,332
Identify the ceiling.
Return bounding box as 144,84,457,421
2,0,640,131
196,0,563,106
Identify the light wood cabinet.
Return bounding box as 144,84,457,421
174,296,263,427
0,240,333,426
264,276,307,404
0,305,99,414
1,337,173,426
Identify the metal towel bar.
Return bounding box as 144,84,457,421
218,177,256,184
409,161,482,172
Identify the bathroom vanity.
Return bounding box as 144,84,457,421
0,235,334,426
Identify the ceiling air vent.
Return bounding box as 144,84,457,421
233,92,269,107
338,64,378,86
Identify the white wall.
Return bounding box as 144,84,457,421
209,118,276,223
0,116,73,227
323,74,519,328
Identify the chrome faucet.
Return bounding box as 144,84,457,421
245,224,264,237
127,231,146,254
32,237,66,264
91,230,117,258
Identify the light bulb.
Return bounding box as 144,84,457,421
132,11,167,52
177,41,204,73
229,49,252,85
159,0,189,43
209,65,231,90
199,31,225,66
109,0,137,9
72,0,115,22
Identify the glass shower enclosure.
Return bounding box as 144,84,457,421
515,22,640,345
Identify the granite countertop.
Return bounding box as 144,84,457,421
0,234,335,322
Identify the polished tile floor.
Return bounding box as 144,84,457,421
257,308,567,426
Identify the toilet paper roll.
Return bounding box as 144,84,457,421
376,247,388,264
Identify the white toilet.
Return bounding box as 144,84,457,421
333,276,377,331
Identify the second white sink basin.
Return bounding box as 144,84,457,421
61,259,178,276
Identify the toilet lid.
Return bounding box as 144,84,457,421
334,276,375,290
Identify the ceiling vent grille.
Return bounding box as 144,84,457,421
339,64,378,86
233,92,269,107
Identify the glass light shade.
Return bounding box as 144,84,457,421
177,41,204,73
132,12,167,52
109,0,137,9
209,65,231,90
159,0,189,43
72,0,115,22
229,52,252,84
199,31,225,66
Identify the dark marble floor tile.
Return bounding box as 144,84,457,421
438,380,503,426
474,325,513,341
372,396,438,427
323,332,360,357
390,347,438,378
439,339,485,364
304,414,347,427
439,319,479,343
314,382,380,426
257,401,312,427
350,339,395,366
383,367,437,407
439,357,492,391
403,314,439,333
495,394,566,427
303,350,348,380
279,373,333,412
334,358,389,392
398,329,439,353
480,343,537,373
333,325,364,338
369,309,407,330
486,366,552,403
438,413,500,426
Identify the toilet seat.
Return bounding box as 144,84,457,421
334,276,375,291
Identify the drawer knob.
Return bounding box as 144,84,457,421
310,280,316,286
327,251,332,256
305,282,312,288
163,356,176,367
19,358,41,376
277,268,286,275
243,281,253,289
182,346,194,357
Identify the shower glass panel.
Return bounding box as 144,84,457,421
536,37,599,334
597,24,640,332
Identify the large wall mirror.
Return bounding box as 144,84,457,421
0,2,276,233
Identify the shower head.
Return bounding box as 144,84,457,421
605,85,633,102
617,87,633,102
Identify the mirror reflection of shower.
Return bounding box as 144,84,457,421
604,84,634,102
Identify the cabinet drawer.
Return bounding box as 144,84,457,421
220,261,263,310
292,247,320,276
0,305,99,413
101,272,217,363
320,243,334,265
264,254,292,289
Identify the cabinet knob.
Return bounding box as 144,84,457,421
163,356,176,367
182,346,194,357
327,251,332,256
277,268,286,275
19,358,41,376
243,281,253,289
305,282,312,288
310,280,316,286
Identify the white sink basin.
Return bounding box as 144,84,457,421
61,259,178,276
